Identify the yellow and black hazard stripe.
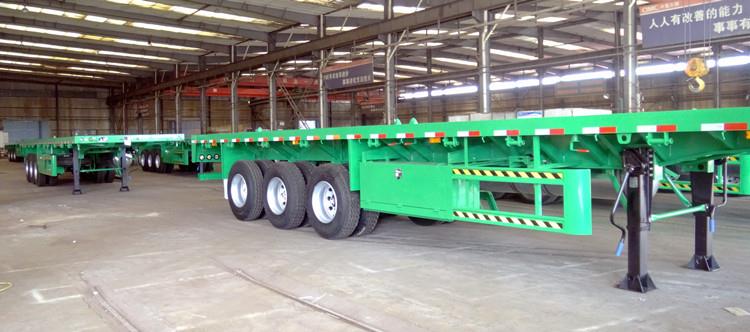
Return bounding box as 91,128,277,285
659,181,740,193
451,168,563,179
727,156,738,161
659,181,691,190
453,211,563,230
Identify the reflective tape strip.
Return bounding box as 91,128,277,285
396,133,415,139
306,135,320,141
288,136,300,141
258,137,268,142
244,138,253,142
370,133,386,139
457,130,480,137
582,126,617,134
424,131,445,138
493,129,520,136
210,139,216,144
346,134,362,139
452,168,563,179
701,122,748,131
273,137,283,142
637,124,677,133
191,140,198,144
220,139,228,143
325,134,341,140
453,211,563,229
534,128,565,136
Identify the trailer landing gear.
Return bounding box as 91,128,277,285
617,148,656,293
687,164,721,271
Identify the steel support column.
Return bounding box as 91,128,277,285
618,148,656,293
384,0,397,124
54,84,60,136
119,145,130,192
72,147,81,195
199,57,208,134
154,71,162,133
623,0,640,112
121,83,128,134
318,15,330,128
175,64,182,133
426,48,433,122
688,170,720,271
478,9,492,114
268,33,278,130
613,11,624,113
230,45,239,132
536,26,544,112
713,45,721,108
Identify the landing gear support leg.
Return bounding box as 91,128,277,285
617,148,657,293
119,146,130,192
72,147,82,195
687,170,720,271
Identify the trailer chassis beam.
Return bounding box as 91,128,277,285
617,148,656,293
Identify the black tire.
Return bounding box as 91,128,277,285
164,163,174,174
140,151,149,172
409,216,438,226
37,172,49,187
255,160,274,218
24,156,32,183
294,161,316,227
262,162,307,229
145,151,154,172
95,171,105,183
155,151,166,173
306,163,361,239
31,156,39,185
227,160,265,221
353,210,380,236
511,183,560,205
47,175,58,186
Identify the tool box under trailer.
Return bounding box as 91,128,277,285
188,107,748,292
16,134,184,194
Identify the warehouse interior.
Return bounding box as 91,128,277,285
1,0,750,331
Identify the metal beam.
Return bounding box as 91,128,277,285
154,71,162,133
384,0,396,124
6,0,270,42
0,45,174,71
230,45,239,132
175,64,182,133
116,0,524,100
267,33,278,130
0,72,121,88
199,56,208,134
0,15,227,54
0,33,196,63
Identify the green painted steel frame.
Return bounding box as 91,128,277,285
191,108,750,236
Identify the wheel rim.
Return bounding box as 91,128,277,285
155,154,161,168
139,153,145,166
266,177,288,215
32,162,37,182
311,181,337,224
147,154,153,168
230,173,248,207
25,159,30,177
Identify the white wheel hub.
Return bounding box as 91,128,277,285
311,181,337,224
155,154,161,168
266,177,287,215
230,173,248,207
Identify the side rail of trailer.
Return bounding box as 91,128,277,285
17,134,184,194
191,108,750,292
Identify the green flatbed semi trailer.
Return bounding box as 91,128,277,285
5,144,22,162
192,107,750,292
135,139,196,174
18,134,184,194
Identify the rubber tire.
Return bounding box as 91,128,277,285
47,175,58,186
31,156,39,185
145,151,155,172
104,170,115,183
294,161,316,227
155,151,166,173
140,151,149,172
164,163,174,174
511,183,560,205
25,156,32,183
227,160,265,221
37,172,49,187
255,160,274,218
306,163,361,239
95,171,106,183
409,216,438,226
353,210,380,236
262,162,307,229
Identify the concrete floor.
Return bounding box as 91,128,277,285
1,159,749,332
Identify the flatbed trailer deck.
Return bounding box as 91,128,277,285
17,134,184,194
190,107,749,292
